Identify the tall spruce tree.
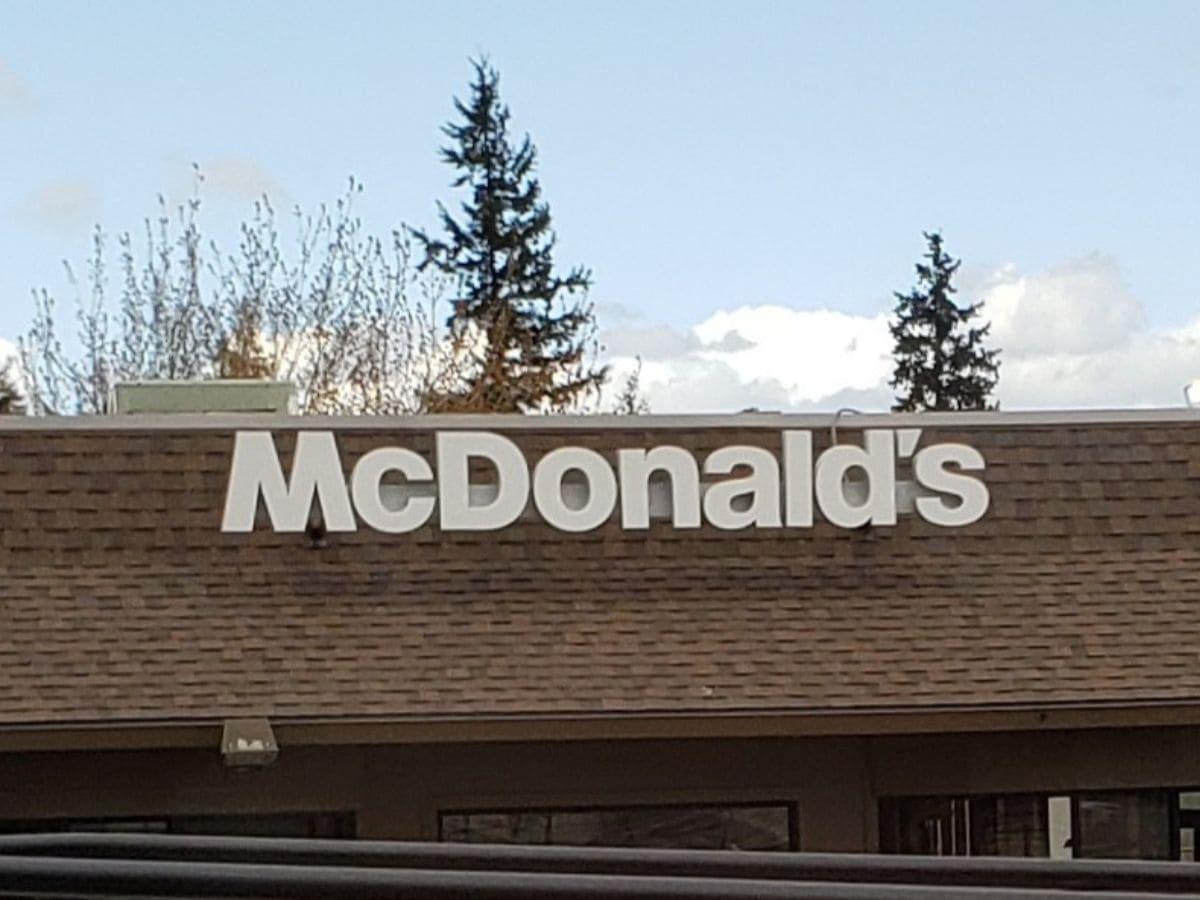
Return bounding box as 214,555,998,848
414,59,605,413
890,232,1000,411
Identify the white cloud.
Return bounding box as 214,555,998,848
978,254,1142,356
605,306,893,413
633,355,796,412
997,322,1200,408
604,255,1200,413
0,59,31,112
15,180,100,232
172,157,288,203
692,306,892,402
0,338,18,385
976,257,1198,408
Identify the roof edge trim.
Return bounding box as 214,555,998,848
0,407,1197,433
3,700,1200,752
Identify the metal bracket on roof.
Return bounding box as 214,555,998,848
829,408,861,445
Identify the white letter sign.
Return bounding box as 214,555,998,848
436,432,530,531
351,447,436,534
222,431,355,533
222,428,990,535
533,447,618,533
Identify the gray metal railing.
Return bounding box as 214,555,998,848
1,833,1199,898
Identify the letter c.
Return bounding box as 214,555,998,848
351,447,436,533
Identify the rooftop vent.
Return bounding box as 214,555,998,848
110,380,296,415
1186,379,1200,408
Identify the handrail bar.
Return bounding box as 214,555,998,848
1,834,1200,893
0,854,1174,900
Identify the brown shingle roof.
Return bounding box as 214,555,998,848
1,415,1199,728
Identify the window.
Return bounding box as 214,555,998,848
879,794,1048,857
440,802,796,851
1179,792,1200,862
0,811,355,839
1074,791,1173,861
882,789,1200,861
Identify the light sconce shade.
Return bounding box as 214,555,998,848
220,718,278,768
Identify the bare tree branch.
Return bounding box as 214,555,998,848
20,177,460,415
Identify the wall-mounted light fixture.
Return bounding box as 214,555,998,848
220,718,278,768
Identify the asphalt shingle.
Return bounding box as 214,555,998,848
0,418,1197,726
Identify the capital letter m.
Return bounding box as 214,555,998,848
222,431,356,533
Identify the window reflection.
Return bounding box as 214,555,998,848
1075,791,1173,860
440,803,795,851
879,795,1047,857
883,789,1200,862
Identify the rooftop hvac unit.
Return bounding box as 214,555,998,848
110,380,296,415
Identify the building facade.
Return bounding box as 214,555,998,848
1,410,1199,859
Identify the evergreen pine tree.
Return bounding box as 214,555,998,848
890,232,1000,411
414,59,605,412
0,362,26,415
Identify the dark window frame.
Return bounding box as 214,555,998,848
879,792,1050,858
883,787,1199,861
438,800,800,852
1071,789,1181,861
0,810,357,839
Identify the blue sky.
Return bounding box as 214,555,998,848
2,1,1198,410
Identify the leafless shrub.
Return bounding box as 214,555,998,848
608,356,651,415
20,175,456,415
